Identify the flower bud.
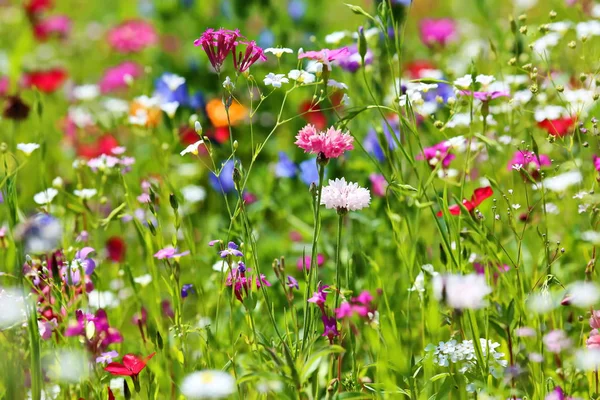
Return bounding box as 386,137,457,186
357,26,367,62
169,193,179,210
194,120,202,135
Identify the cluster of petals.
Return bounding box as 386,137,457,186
320,178,371,212
294,124,354,159
335,290,376,320
437,186,493,217
194,28,266,73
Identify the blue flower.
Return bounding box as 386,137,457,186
188,91,206,111
181,284,194,298
299,159,320,186
154,73,189,106
275,152,297,178
363,122,401,161
258,29,275,49
288,0,306,21
209,160,236,194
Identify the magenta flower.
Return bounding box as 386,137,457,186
591,310,600,329
298,47,350,67
96,350,119,365
297,253,325,270
154,246,190,259
308,285,329,308
508,151,551,179
459,90,509,101
419,18,457,47
226,262,271,302
369,174,388,197
99,61,142,94
34,15,71,40
194,28,263,73
593,155,600,172
321,315,339,343
416,141,455,169
107,20,157,53
65,309,123,355
295,124,354,159
335,290,376,320
232,40,267,73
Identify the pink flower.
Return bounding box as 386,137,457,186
308,285,329,307
298,47,350,67
0,76,8,96
154,246,190,259
459,90,509,101
369,174,388,197
107,20,157,53
33,15,71,41
593,155,600,172
335,290,376,320
419,18,457,47
543,330,572,353
99,62,142,93
294,124,354,159
587,330,600,349
194,28,241,73
232,40,267,73
590,310,600,329
417,141,455,169
297,253,325,270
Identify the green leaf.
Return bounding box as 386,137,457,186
300,345,345,382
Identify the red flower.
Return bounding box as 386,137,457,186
104,353,155,377
404,60,437,79
537,117,575,137
22,69,67,93
437,186,493,217
107,387,115,400
299,100,327,130
25,0,53,15
77,135,119,159
106,237,126,263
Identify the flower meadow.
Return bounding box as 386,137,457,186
5,0,600,399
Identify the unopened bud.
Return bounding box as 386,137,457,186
194,121,202,134
169,193,179,210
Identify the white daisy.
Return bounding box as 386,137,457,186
263,73,289,88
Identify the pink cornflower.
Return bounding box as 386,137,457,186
294,124,354,159
417,141,455,169
107,20,157,53
587,330,600,349
298,47,350,68
194,28,241,73
369,174,388,197
99,62,142,93
419,18,457,47
154,246,190,260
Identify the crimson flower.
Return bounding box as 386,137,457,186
437,186,493,217
106,236,126,262
77,135,119,159
22,68,67,93
104,353,155,377
537,117,575,137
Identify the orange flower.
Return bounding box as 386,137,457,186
129,97,161,128
206,98,247,128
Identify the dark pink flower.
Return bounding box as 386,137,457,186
232,40,267,73
297,253,325,270
194,28,241,73
417,141,455,169
419,18,457,47
369,174,388,197
593,155,600,172
107,20,157,53
33,15,71,41
0,76,8,96
99,62,142,94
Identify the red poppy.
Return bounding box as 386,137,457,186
405,60,437,79
77,135,119,159
25,0,53,15
104,353,155,377
299,100,327,130
106,237,126,263
22,68,67,93
537,117,575,137
437,186,493,217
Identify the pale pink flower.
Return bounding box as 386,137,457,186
99,62,142,93
369,174,388,197
294,124,354,159
419,18,457,47
298,47,350,68
587,330,600,349
543,330,572,353
107,20,157,53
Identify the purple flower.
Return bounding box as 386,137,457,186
181,284,194,298
275,152,297,178
75,247,96,275
321,315,339,342
154,246,190,260
208,239,221,247
336,44,373,73
96,350,119,364
308,285,329,307
417,141,455,169
459,90,509,101
220,241,243,258
287,276,299,290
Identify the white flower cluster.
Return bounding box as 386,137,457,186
320,178,371,212
426,338,508,376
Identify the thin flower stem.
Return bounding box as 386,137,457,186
334,213,344,309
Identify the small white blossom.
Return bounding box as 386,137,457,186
180,140,205,156
512,204,521,210
453,75,473,89
512,164,522,171
264,47,293,57
327,79,347,90
222,76,235,90
475,74,495,86
74,189,97,200
324,31,349,44
34,188,59,205
180,370,235,399
320,178,371,212
288,69,316,84
263,73,289,88
17,143,40,155
433,274,491,309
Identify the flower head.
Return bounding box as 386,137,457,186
96,351,119,365
99,62,142,94
22,69,67,93
194,28,241,72
107,20,157,53
320,178,371,213
298,47,350,68
419,18,457,47
104,353,155,377
220,242,243,258
17,143,40,155
437,186,493,217
295,125,354,159
154,246,190,260
433,274,492,309
180,370,235,399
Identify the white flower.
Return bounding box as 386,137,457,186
160,101,179,118
341,93,351,106
574,349,600,371
453,75,473,89
576,20,600,39
548,21,573,34
69,106,94,128
582,230,600,244
264,47,293,57
87,154,120,171
305,61,323,74
263,73,289,88
288,69,316,84
512,164,522,171
320,178,371,212
545,202,559,214
527,292,558,313
44,350,89,383
512,204,521,210
72,84,100,101
0,288,28,329
565,281,600,307
513,0,537,10
103,98,129,115
498,135,513,145
161,73,186,91
536,170,582,192
181,185,207,203
52,177,64,188
133,95,160,108
74,188,97,200
180,370,236,399
327,79,348,90
579,204,590,214
129,109,148,126
475,74,495,87
17,143,40,155
133,274,153,287
222,76,235,90
433,274,491,309
531,33,561,55
324,31,349,44
34,188,59,205
180,140,205,156
87,290,119,309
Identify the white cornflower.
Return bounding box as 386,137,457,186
222,76,235,90
161,73,186,91
180,140,205,156
264,47,293,57
72,84,100,101
17,143,40,155
433,274,491,310
263,73,289,88
320,178,371,212
453,75,473,89
34,188,59,205
160,101,179,118
180,370,235,399
74,189,97,200
288,69,316,84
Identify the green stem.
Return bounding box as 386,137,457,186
334,213,344,309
